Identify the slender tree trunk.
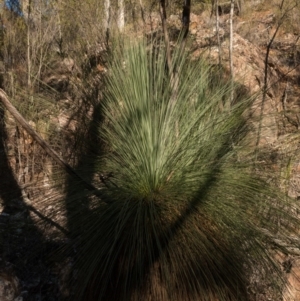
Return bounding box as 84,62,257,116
159,0,172,72
118,0,125,31
237,0,243,15
182,0,191,39
229,0,234,108
56,6,63,56
104,0,111,43
27,0,32,91
215,0,222,68
139,0,146,24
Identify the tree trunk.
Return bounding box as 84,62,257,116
215,0,222,67
104,0,111,43
182,0,191,39
229,0,234,107
139,0,146,24
159,0,172,72
26,0,32,91
118,0,125,31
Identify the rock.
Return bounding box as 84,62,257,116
43,75,69,93
62,58,75,73
190,22,198,35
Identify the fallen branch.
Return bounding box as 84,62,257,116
0,89,101,195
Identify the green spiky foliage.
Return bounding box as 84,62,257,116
66,40,300,301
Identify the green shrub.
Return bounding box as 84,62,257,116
66,39,300,301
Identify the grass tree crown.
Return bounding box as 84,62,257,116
69,39,300,301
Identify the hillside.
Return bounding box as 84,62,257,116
0,1,300,300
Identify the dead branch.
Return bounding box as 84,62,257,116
256,0,297,147
0,89,101,195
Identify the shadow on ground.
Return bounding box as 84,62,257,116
0,107,62,301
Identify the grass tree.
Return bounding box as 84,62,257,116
56,40,300,301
